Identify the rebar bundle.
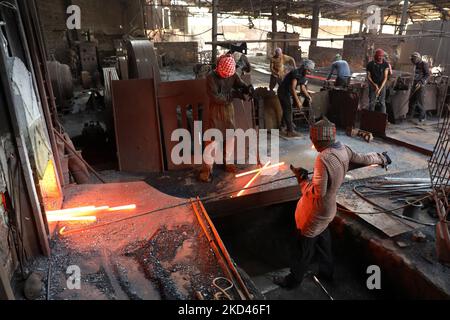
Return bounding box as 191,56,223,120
428,104,450,263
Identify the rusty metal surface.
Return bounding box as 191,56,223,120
360,109,388,137
158,78,256,171
79,42,98,75
158,79,210,171
118,56,128,80
389,89,410,120
127,40,161,85
233,99,254,131
327,89,359,129
112,79,163,173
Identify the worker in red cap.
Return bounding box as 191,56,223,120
273,117,392,289
366,48,390,114
199,54,253,183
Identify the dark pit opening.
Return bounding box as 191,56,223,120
212,201,400,300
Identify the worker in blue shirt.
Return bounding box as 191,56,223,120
327,54,351,87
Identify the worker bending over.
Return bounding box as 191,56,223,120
327,54,351,87
274,118,392,289
199,54,253,183
367,49,390,114
270,48,297,91
277,59,315,138
230,50,251,77
408,52,430,122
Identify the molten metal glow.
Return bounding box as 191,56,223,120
46,206,97,215
237,161,271,197
235,162,285,178
108,204,137,212
59,227,66,235
47,215,97,222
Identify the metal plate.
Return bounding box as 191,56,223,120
79,42,98,75
127,40,161,85
360,109,388,137
233,99,254,131
112,79,163,173
327,89,359,129
158,79,210,171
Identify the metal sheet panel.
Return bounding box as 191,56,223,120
233,99,254,132
112,79,163,173
158,79,210,171
327,89,359,129
360,109,388,137
127,40,161,85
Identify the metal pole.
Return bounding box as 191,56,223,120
399,0,409,35
211,0,218,65
358,6,364,36
310,2,320,48
271,4,277,34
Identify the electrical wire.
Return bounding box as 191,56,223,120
162,15,233,37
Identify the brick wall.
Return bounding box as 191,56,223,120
309,46,343,67
37,0,144,57
154,41,198,65
343,33,401,70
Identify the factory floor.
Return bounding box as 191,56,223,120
16,124,448,300
37,62,448,300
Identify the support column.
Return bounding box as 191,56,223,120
399,0,409,35
310,2,320,48
379,9,384,34
359,8,365,36
271,4,277,34
211,0,219,65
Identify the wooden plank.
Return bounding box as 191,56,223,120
112,79,163,173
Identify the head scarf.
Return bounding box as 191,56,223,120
275,48,283,56
310,117,336,150
216,54,236,79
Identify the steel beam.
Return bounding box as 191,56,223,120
212,0,219,65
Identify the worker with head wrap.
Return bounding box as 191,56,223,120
273,118,392,289
326,54,351,87
199,54,254,183
408,52,430,122
366,48,390,114
277,59,315,137
270,48,297,91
